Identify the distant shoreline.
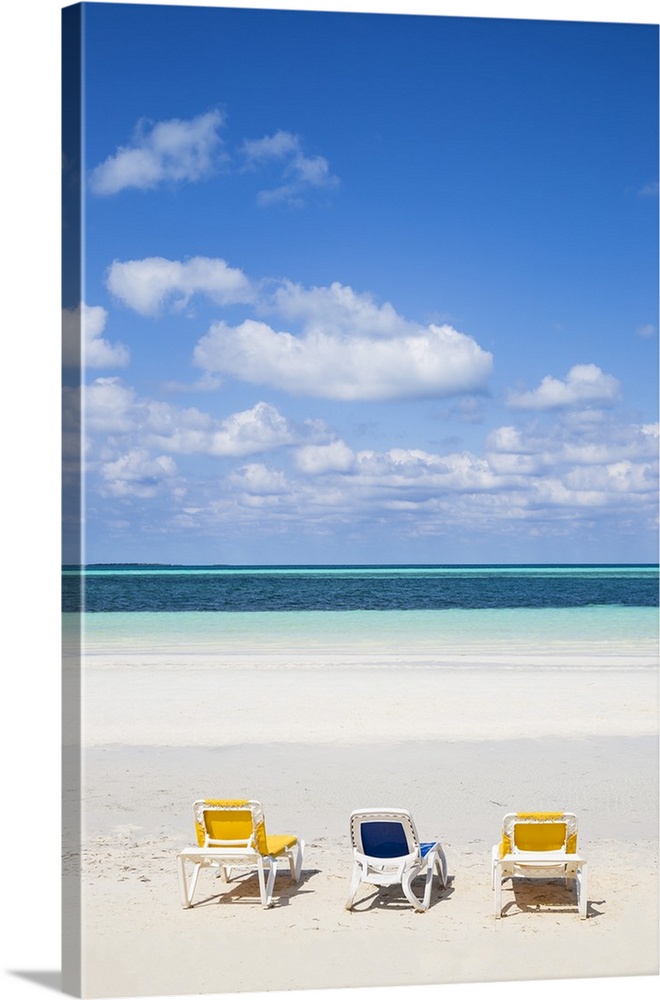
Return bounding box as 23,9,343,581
65,562,660,570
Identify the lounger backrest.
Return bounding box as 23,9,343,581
351,810,419,859
361,821,410,858
193,799,269,853
500,812,578,855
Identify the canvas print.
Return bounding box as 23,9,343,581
62,2,659,998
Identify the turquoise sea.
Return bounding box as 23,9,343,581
63,565,658,660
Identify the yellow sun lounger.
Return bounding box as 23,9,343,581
491,811,588,918
177,799,304,909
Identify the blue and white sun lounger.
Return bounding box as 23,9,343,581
345,807,448,912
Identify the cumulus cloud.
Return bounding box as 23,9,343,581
506,364,620,410
83,372,658,543
228,463,290,495
62,303,130,368
100,449,178,498
89,113,337,207
484,417,659,515
294,440,357,475
280,419,659,526
101,265,492,403
241,129,339,206
106,256,254,316
242,130,300,161
487,417,658,465
84,377,138,433
151,401,302,458
563,460,656,495
83,378,328,459
268,281,411,338
89,110,226,195
193,307,493,402
291,440,507,499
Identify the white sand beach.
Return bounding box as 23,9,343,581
69,646,659,999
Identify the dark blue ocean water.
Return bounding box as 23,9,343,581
62,564,659,613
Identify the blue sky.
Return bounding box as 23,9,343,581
64,0,658,565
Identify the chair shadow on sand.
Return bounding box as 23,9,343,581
500,877,602,919
186,866,320,908
345,874,455,913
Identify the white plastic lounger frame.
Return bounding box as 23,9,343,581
491,811,588,919
345,808,448,913
177,799,304,909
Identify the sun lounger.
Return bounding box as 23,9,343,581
345,807,448,912
177,799,304,909
491,811,588,918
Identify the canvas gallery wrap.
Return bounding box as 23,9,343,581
61,2,659,998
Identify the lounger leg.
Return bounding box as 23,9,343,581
188,861,203,904
493,862,503,918
402,870,426,912
490,847,499,890
256,856,277,908
265,857,277,907
422,865,435,910
178,855,202,908
256,856,270,907
577,863,588,919
436,845,448,888
344,861,363,911
287,840,304,881
177,854,191,908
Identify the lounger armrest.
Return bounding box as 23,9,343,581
353,849,419,880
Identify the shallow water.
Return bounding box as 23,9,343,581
66,605,658,660
63,564,658,661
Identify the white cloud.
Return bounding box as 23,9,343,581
102,266,492,402
292,440,507,497
294,440,357,475
106,256,254,316
563,460,656,495
268,280,411,338
241,129,339,206
62,303,129,368
83,377,328,461
506,364,620,410
487,418,658,467
89,115,337,207
84,377,138,433
193,316,493,402
89,110,225,195
352,447,501,494
83,377,658,545
100,449,178,498
153,401,300,458
228,463,290,495
637,324,656,338
242,130,300,162
220,417,658,532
